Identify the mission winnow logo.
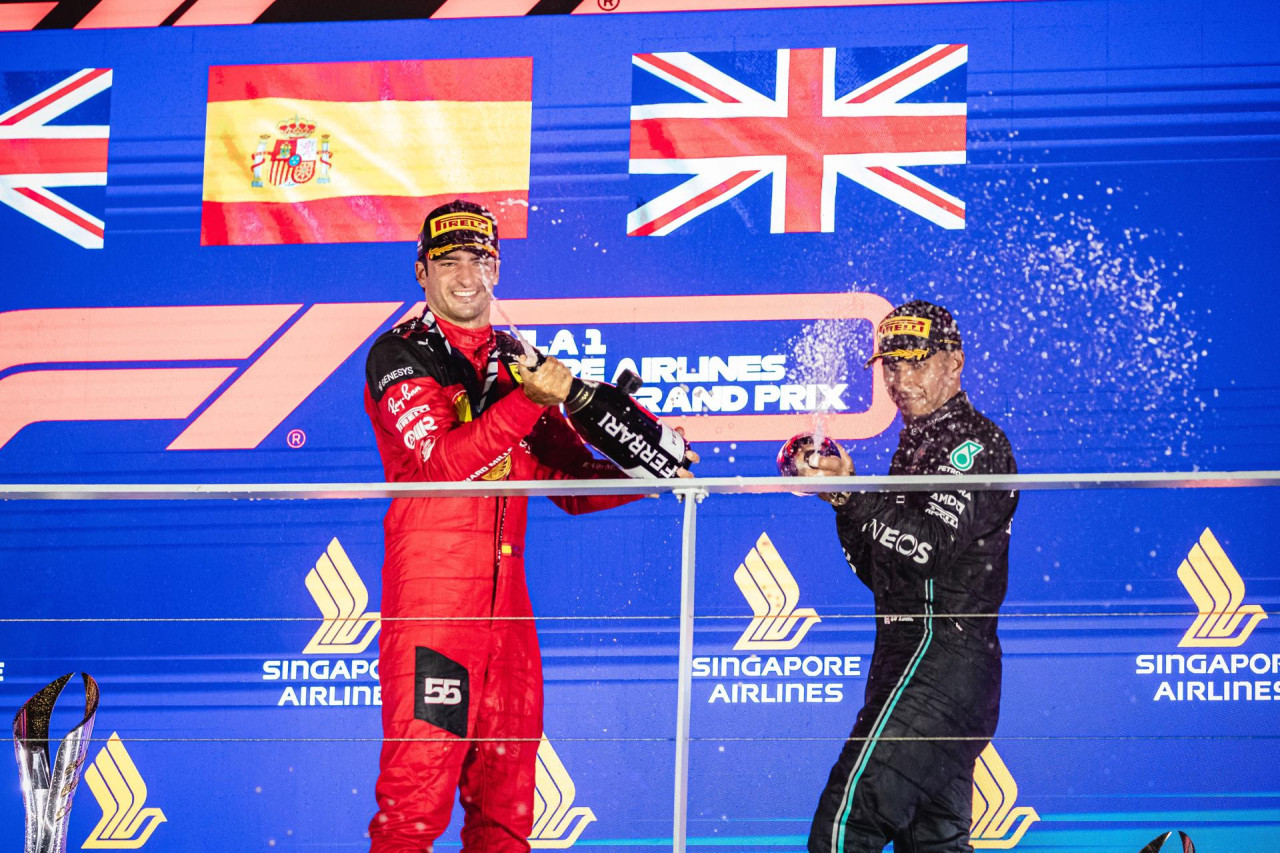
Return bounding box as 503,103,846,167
262,537,382,707
82,733,166,849
1135,528,1276,702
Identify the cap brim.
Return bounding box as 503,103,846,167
863,347,936,369
426,241,499,260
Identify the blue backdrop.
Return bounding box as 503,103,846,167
1,1,1278,850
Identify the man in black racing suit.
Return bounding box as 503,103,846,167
797,300,1018,853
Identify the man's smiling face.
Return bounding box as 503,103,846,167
416,249,499,329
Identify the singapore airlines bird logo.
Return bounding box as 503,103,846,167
733,532,820,651
82,733,167,849
1177,528,1266,648
530,736,596,848
302,537,381,654
970,744,1039,849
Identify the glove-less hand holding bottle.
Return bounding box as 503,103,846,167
561,369,690,479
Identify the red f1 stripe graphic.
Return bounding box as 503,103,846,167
0,294,894,451
168,303,396,450
0,303,400,450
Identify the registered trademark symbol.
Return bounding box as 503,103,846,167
598,0,620,9
286,429,306,448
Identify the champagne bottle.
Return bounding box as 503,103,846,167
562,370,690,479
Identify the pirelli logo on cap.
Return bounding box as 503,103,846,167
430,213,493,238
878,316,932,338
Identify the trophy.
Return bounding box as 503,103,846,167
13,673,100,853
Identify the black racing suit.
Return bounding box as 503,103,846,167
809,391,1018,853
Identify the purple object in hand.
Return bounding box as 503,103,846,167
776,432,843,478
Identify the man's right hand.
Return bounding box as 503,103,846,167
796,440,855,506
520,355,573,406
806,444,854,477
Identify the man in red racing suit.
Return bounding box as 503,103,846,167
363,200,640,852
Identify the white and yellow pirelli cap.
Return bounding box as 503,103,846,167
864,300,963,368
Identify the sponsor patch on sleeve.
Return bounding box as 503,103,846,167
377,365,415,394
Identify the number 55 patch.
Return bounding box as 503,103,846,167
949,440,984,472
415,646,469,737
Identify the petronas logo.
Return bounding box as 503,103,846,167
302,537,381,654
1177,528,1266,647
82,733,167,849
530,736,596,848
734,532,820,651
971,744,1039,848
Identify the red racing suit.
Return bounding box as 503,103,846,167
363,310,637,852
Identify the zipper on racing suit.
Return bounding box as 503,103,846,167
491,495,507,616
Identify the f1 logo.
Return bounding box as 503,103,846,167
0,303,400,450
0,293,895,452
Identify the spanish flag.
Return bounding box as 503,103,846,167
201,58,532,246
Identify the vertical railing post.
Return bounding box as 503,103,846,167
672,486,706,853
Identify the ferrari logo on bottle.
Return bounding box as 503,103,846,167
970,744,1039,848
530,736,596,848
1177,528,1266,647
82,733,167,849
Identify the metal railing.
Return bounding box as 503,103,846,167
5,469,1280,852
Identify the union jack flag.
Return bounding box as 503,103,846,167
628,45,967,236
0,68,112,249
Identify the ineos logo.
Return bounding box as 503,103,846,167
864,518,934,565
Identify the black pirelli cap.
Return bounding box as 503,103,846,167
864,300,963,368
416,199,500,262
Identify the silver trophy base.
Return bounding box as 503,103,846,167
13,672,100,853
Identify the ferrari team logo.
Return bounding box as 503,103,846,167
250,115,333,188
451,390,512,480
83,733,167,849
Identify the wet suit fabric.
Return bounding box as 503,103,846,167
364,311,636,853
809,392,1018,853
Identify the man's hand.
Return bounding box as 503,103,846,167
674,425,698,479
520,355,573,406
793,438,854,505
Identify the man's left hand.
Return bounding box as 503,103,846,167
674,425,698,479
